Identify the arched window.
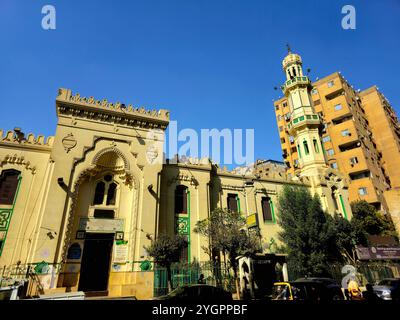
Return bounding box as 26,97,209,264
261,197,274,222
0,170,21,205
297,144,302,158
92,175,118,206
175,185,188,214
93,181,105,205
227,193,239,213
303,140,310,155
313,138,320,153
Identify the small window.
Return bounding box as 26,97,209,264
94,209,115,219
261,197,273,222
335,104,342,111
227,194,239,213
311,88,318,95
328,80,334,88
279,126,284,132
303,140,310,155
93,181,105,205
0,170,21,205
289,136,295,143
297,144,302,158
314,99,321,105
358,187,367,195
327,149,335,156
277,115,283,121
92,175,118,206
313,139,319,153
175,185,188,214
282,102,287,108
341,129,350,136
330,162,338,169
281,137,285,144
350,157,358,165
179,235,189,264
275,105,279,111
322,136,331,143
106,183,117,205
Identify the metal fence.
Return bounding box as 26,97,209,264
0,262,62,297
153,261,236,297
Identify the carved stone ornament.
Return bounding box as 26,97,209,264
146,144,159,164
62,134,77,153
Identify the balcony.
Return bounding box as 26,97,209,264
281,76,310,94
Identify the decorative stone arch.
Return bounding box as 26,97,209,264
60,147,140,264
92,147,130,171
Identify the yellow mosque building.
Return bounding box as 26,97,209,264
0,51,352,299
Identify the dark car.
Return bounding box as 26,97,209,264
373,278,400,301
295,278,345,300
153,284,233,302
272,278,345,301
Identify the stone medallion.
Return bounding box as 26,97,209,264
62,133,77,153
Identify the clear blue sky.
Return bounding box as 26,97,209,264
1,0,399,167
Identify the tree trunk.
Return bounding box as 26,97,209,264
233,265,240,300
166,264,172,293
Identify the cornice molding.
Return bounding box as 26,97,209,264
56,88,170,130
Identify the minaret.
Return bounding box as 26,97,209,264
281,47,327,177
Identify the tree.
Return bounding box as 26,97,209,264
351,200,398,240
277,185,336,278
326,213,367,265
194,208,260,297
144,233,188,293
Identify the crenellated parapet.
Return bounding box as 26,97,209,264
56,88,170,130
0,129,54,148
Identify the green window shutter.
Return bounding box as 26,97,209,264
339,194,348,220
0,175,22,257
269,199,276,223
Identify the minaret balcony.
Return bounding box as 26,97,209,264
281,76,310,94
287,114,321,133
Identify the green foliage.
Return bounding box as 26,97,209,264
194,208,261,274
277,185,336,277
350,200,397,239
144,233,188,268
326,213,367,264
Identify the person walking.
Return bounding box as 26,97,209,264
347,277,363,300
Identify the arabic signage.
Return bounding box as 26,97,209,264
79,218,124,232
356,246,400,260
113,242,129,264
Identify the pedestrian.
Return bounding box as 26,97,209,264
347,277,363,300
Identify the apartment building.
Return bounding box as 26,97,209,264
274,72,398,213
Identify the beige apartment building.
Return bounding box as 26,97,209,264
0,50,353,298
275,72,400,209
